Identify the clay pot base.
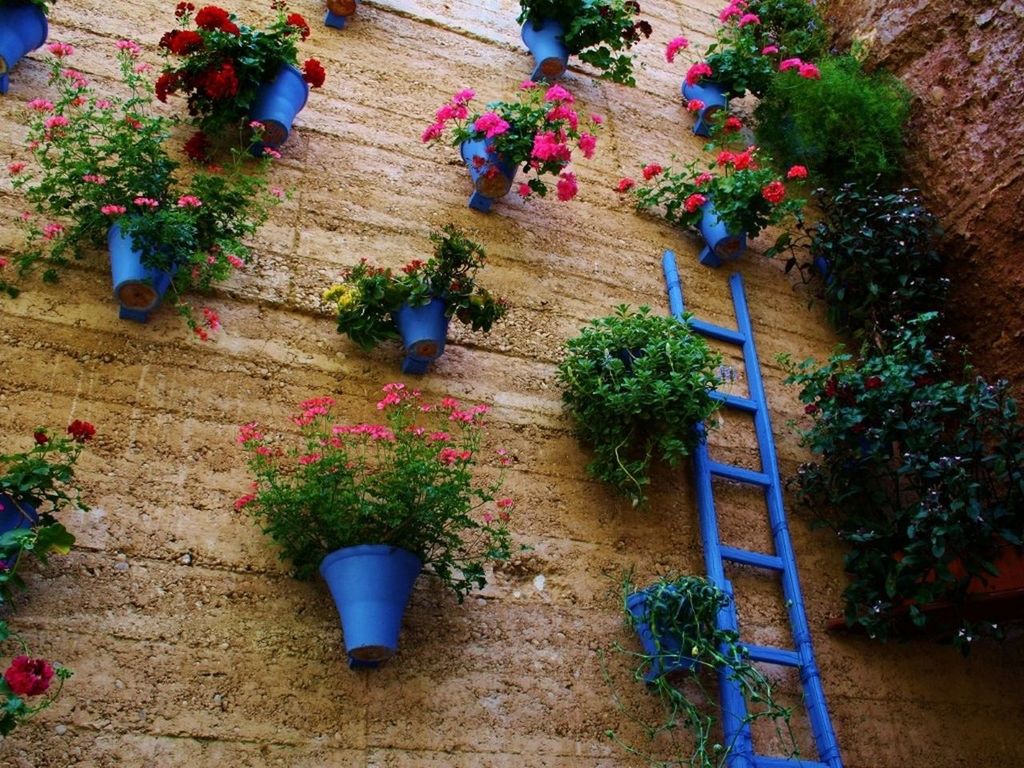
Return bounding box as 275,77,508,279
539,57,566,79
117,281,159,311
410,340,441,358
326,0,356,16
474,173,512,199
349,644,393,663
260,120,288,149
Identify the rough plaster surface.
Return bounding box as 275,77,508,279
1,0,1023,766
826,0,1024,387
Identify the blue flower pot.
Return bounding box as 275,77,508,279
393,297,450,375
324,0,357,29
0,3,48,96
108,224,176,323
249,65,309,153
681,80,729,138
627,587,698,683
459,138,515,213
0,494,38,569
520,18,568,82
698,200,746,268
320,544,423,669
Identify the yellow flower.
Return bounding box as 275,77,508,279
322,284,348,304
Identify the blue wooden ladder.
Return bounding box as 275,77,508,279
662,251,843,768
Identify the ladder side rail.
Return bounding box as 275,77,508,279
728,274,843,768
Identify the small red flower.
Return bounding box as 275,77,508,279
286,13,311,40
194,5,231,30
402,259,425,274
163,30,204,55
786,165,808,180
684,193,707,213
33,431,49,445
804,403,818,415
641,163,662,181
154,72,179,103
183,131,211,162
723,116,743,133
865,376,883,390
67,419,96,443
616,177,636,193
761,180,786,204
302,59,326,88
201,61,238,99
4,656,54,697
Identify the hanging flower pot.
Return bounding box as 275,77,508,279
698,199,747,268
319,544,423,668
0,2,48,95
520,18,568,82
324,0,357,28
458,138,516,213
248,65,310,153
0,495,37,570
681,80,729,138
626,586,698,683
108,224,176,323
393,297,451,375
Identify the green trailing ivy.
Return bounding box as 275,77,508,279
556,306,722,505
605,573,798,767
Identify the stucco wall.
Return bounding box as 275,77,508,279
1,0,1023,766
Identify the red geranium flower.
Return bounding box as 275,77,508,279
302,59,326,88
201,61,239,99
154,72,179,102
286,13,310,40
67,419,96,443
33,431,49,445
4,656,54,697
761,180,786,204
159,30,204,55
194,5,231,30
184,131,211,162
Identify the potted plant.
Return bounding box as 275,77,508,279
324,0,356,29
619,148,806,267
422,82,601,212
0,0,50,95
555,306,721,506
515,0,652,85
614,573,798,765
156,2,326,154
1,421,91,581
236,385,515,668
676,0,827,137
5,40,281,338
323,225,508,374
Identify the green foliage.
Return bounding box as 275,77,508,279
425,82,600,199
607,573,797,767
755,55,912,189
556,306,722,505
517,0,652,85
780,315,1024,649
1,0,53,14
237,386,514,600
157,4,316,141
808,185,948,337
325,225,508,352
625,145,806,247
6,44,281,334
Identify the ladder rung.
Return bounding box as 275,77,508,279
710,390,758,412
744,644,801,667
708,461,770,487
754,757,830,768
689,318,746,345
721,545,784,571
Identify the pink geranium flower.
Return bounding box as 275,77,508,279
473,111,510,139
686,62,713,86
798,62,821,79
577,132,597,159
779,58,803,72
665,36,689,64
556,171,578,202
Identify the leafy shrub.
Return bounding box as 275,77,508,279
806,185,948,337
556,306,721,505
755,55,911,189
781,315,1024,649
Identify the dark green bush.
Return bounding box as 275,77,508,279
780,315,1024,650
808,184,948,337
755,55,912,189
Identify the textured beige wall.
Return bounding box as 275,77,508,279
1,0,1023,766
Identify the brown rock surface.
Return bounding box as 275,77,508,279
1,1,1023,766
827,0,1024,386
